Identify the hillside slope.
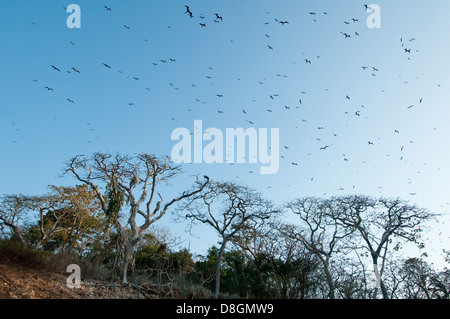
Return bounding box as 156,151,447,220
0,262,147,299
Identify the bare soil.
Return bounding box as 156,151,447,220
0,262,148,299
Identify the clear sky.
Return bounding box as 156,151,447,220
1,0,449,268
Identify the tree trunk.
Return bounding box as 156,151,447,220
372,255,388,299
215,238,228,297
323,261,335,299
9,224,26,245
33,236,46,250
121,230,140,284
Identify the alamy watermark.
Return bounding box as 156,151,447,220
365,262,381,289
66,264,81,288
366,4,381,29
171,120,279,174
66,4,81,29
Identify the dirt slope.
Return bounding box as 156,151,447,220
0,262,147,299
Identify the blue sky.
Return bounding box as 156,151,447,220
1,1,449,267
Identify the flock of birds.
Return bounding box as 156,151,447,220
8,3,445,211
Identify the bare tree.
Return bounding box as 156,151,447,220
181,180,278,297
65,152,209,283
0,194,29,244
333,195,434,299
283,197,355,299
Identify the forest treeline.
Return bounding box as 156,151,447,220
0,152,448,299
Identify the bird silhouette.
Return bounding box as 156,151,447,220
104,6,112,11
215,13,223,21
185,5,193,18
102,63,111,68
50,65,60,72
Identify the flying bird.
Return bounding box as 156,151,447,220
102,63,111,68
185,5,193,18
50,65,60,71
